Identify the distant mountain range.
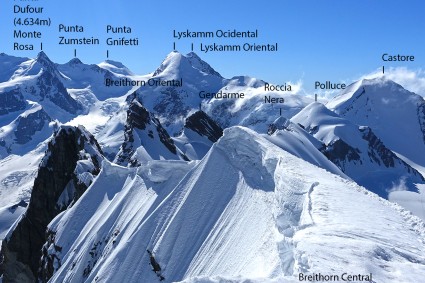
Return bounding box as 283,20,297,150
1,51,425,283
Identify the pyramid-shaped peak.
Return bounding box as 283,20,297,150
34,51,59,74
36,51,53,63
66,57,83,65
153,51,222,78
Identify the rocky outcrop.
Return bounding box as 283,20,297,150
116,97,188,166
267,116,291,135
36,68,82,114
0,126,103,283
321,138,362,168
184,111,223,142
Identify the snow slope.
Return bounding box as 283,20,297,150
0,53,29,83
292,102,424,197
0,102,57,158
265,116,346,178
41,127,425,283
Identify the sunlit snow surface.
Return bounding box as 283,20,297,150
1,52,425,283
46,127,425,283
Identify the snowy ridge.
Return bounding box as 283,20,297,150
36,126,425,283
265,116,346,178
2,51,425,282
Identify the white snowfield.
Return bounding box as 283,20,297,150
45,127,425,283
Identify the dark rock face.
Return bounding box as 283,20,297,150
321,138,361,169
36,70,81,114
0,89,27,115
0,126,103,283
14,108,52,144
320,126,423,197
116,97,186,166
185,111,223,142
417,102,425,144
360,127,423,179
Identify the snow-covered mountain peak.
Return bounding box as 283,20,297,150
325,74,425,168
293,101,425,197
65,57,83,66
97,60,133,76
9,51,61,80
152,51,184,77
35,51,57,73
152,51,222,78
327,76,419,111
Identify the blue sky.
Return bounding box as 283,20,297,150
1,0,424,92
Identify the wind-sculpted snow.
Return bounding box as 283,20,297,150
1,51,425,283
41,126,425,283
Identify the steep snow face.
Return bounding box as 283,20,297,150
137,51,226,135
41,126,425,283
292,102,424,197
204,76,312,133
327,77,425,168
